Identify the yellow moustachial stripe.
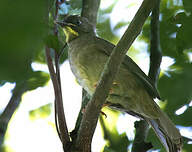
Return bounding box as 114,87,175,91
63,26,79,42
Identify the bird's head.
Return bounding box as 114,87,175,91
56,15,94,43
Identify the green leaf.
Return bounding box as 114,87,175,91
45,34,62,52
113,22,128,30
100,108,130,152
27,71,49,91
177,107,192,126
68,0,82,10
0,0,48,83
29,103,52,120
176,14,192,53
183,0,192,13
99,1,117,15
158,62,192,123
97,18,119,44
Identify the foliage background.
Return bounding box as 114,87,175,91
0,0,192,151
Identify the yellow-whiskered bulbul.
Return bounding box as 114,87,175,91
56,15,182,152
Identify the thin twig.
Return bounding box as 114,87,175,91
53,0,61,141
54,49,64,141
54,0,59,35
59,43,67,58
54,51,62,141
76,0,157,151
45,47,70,149
52,1,70,149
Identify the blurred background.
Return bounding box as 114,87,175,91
0,0,192,151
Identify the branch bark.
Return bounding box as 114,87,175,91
149,0,162,85
132,0,162,152
131,121,153,152
46,1,71,150
45,47,70,150
75,0,157,151
0,82,27,146
81,0,100,29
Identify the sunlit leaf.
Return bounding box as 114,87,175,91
29,103,52,120
158,62,192,125
113,21,128,30
100,108,130,152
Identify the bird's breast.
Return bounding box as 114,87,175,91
68,43,107,95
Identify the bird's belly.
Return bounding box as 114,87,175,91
69,50,137,100
68,50,159,118
68,50,102,95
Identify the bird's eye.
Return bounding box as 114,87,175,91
76,20,81,26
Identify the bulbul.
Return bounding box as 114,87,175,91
57,15,182,152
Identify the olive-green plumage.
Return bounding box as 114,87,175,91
57,15,182,152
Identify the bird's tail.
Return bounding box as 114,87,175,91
108,103,182,151
145,109,182,152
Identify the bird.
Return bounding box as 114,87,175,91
56,15,182,152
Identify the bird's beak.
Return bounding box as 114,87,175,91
54,20,68,27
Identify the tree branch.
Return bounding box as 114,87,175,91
0,82,27,146
131,121,153,152
75,0,157,151
81,0,101,29
149,0,162,85
132,0,162,152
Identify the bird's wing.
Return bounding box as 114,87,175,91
95,36,161,99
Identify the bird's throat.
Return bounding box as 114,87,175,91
63,26,79,42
